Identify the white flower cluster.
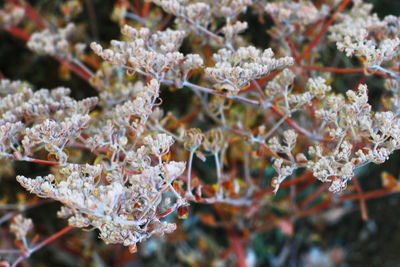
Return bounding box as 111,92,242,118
22,114,91,163
310,84,400,193
151,0,252,47
1,74,188,250
221,21,248,43
264,69,331,114
17,136,185,248
0,80,97,162
288,76,332,107
265,68,295,98
10,215,33,241
268,130,298,193
152,0,252,24
206,46,294,93
267,83,400,194
86,78,162,155
28,23,76,57
113,79,160,128
0,3,25,28
329,1,400,66
265,1,328,29
91,25,203,80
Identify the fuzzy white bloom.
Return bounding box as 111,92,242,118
206,46,294,93
28,23,76,57
10,215,33,241
144,133,174,157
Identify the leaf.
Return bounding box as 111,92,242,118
173,180,185,196
128,244,137,254
59,63,71,80
197,213,217,227
191,177,200,188
178,206,189,219
222,181,234,193
381,171,397,189
202,185,216,197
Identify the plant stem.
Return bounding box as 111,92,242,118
214,153,222,198
11,226,74,267
186,150,195,195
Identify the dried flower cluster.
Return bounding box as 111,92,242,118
0,3,25,28
1,76,187,250
329,0,399,67
1,0,400,265
265,1,328,29
28,23,86,59
90,25,203,83
10,214,33,241
206,47,294,93
151,0,252,40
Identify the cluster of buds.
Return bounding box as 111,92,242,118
90,25,203,81
184,128,204,152
16,154,185,248
10,214,33,242
22,114,91,164
310,85,400,192
112,79,160,129
268,130,298,193
329,0,400,66
265,0,329,34
151,0,252,38
206,46,294,93
0,3,25,28
0,81,97,162
28,23,77,57
267,82,400,194
203,128,225,154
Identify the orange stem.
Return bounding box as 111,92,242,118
270,105,314,138
352,178,369,221
340,188,400,201
142,1,151,17
298,183,328,209
295,199,332,218
300,0,351,61
4,27,30,42
227,228,247,267
302,65,365,73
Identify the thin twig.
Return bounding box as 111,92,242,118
11,226,74,267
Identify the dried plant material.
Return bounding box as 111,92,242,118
206,47,294,93
10,215,33,241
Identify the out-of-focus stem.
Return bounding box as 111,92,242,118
11,226,74,267
214,153,223,198
186,150,195,196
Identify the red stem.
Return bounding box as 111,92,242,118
285,36,300,64
227,228,247,267
352,177,369,221
302,65,365,73
300,0,351,61
298,183,328,209
12,226,74,267
270,105,314,138
4,27,30,42
28,159,60,165
30,226,74,253
340,188,400,201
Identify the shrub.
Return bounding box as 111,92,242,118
0,0,399,266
